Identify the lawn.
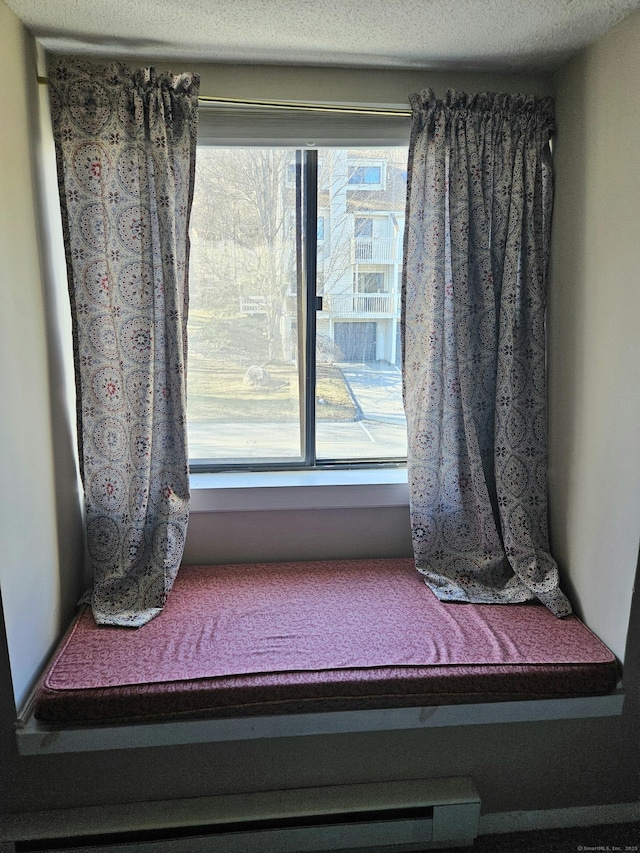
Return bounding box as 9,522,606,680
187,358,357,423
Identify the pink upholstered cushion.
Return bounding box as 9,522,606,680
44,559,615,684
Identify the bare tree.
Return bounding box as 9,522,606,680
189,146,408,365
189,148,297,363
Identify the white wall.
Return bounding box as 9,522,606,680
548,9,640,662
190,62,553,106
0,3,85,711
0,2,68,708
184,505,412,565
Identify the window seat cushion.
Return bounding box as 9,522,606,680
33,558,618,724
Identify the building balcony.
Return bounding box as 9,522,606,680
239,295,267,314
351,237,399,264
322,291,397,317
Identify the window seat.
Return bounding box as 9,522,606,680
32,558,619,728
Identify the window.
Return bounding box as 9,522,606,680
357,271,385,293
347,162,384,189
188,107,409,470
354,217,373,238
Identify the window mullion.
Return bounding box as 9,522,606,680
303,149,318,467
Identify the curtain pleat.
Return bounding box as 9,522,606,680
49,57,199,626
402,89,571,616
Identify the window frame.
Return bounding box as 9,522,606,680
347,160,386,190
189,107,409,475
187,146,408,475
357,270,386,293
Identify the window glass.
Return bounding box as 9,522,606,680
188,146,407,468
315,149,407,462
354,217,373,238
357,271,385,292
187,149,303,463
348,164,383,187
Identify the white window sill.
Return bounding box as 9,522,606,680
15,689,625,755
189,466,409,513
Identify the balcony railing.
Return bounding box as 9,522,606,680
239,295,267,314
241,290,398,318
323,291,396,316
351,237,398,263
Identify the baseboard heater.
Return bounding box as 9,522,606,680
13,777,481,853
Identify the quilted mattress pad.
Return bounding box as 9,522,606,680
34,558,618,724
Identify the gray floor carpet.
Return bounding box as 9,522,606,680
428,820,639,852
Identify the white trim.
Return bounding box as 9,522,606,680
189,466,409,512
0,777,479,845
16,690,624,755
197,102,411,148
480,801,640,835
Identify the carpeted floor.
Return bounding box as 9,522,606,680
426,820,639,852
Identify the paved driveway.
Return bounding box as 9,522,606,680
339,362,405,425
188,361,407,462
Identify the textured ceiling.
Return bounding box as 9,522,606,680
6,0,640,71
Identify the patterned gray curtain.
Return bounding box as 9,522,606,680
402,89,571,617
49,57,199,626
